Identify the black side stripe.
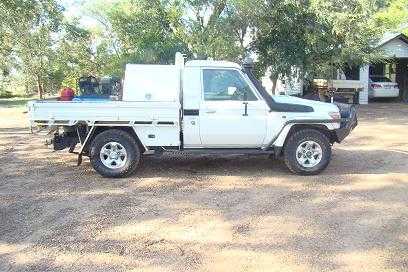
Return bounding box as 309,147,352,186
134,121,153,125
184,109,199,116
157,121,174,125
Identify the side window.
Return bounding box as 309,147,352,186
203,69,257,101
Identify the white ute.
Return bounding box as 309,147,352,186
28,53,357,177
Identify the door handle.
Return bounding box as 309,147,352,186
243,102,248,116
206,109,216,114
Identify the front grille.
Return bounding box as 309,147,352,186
334,102,353,119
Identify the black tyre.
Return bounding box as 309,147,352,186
90,129,141,178
283,129,331,175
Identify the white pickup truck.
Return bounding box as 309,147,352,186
28,54,357,177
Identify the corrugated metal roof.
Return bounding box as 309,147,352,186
377,32,408,47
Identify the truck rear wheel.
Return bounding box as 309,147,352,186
90,129,141,178
283,129,331,175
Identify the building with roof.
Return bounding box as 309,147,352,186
262,32,408,104
358,32,408,104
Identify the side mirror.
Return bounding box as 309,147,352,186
227,86,237,96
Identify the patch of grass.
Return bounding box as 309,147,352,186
0,90,15,99
0,97,35,108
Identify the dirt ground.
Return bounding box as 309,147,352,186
0,102,408,272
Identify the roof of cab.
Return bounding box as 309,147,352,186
185,60,241,69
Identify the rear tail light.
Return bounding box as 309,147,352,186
370,83,381,88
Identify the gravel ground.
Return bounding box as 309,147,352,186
0,103,408,272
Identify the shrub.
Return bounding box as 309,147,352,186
0,90,15,99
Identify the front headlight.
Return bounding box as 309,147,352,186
329,111,341,120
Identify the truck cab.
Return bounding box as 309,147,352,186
181,60,354,149
28,54,357,177
182,60,270,148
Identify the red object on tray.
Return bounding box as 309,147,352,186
59,88,75,101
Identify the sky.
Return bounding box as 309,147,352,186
60,0,100,28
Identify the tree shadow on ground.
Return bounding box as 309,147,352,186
1,165,408,271
1,103,408,271
1,134,408,271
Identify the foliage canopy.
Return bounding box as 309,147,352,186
1,0,407,97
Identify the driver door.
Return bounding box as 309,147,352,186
199,68,268,148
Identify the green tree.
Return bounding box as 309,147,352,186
375,0,408,33
245,0,386,93
180,0,245,60
57,22,117,89
0,0,64,98
87,0,247,65
88,0,188,67
2,0,408,99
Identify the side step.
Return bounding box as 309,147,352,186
166,148,275,156
145,146,283,158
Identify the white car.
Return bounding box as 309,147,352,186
27,53,357,177
369,76,399,98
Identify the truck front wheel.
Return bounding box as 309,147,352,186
90,129,141,178
283,129,331,175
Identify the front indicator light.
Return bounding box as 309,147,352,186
329,112,341,120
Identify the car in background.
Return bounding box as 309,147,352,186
369,76,399,98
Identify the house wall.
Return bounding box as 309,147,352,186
261,75,274,94
261,67,304,96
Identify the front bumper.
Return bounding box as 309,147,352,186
334,105,358,143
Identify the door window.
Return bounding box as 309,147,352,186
203,69,257,101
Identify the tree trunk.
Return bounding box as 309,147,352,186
37,75,43,99
207,0,227,27
271,77,278,95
